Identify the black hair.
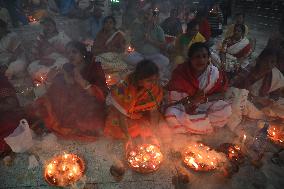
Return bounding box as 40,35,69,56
186,19,199,33
0,19,7,29
187,42,210,58
66,41,92,63
129,59,159,87
234,24,246,36
103,15,116,27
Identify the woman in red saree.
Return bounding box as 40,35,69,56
104,60,163,141
165,42,231,134
0,73,25,156
33,41,107,141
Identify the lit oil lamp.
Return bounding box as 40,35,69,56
268,125,284,147
28,15,37,23
182,142,224,172
218,143,245,165
126,144,163,173
127,45,135,53
44,153,85,187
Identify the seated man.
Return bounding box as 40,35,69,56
165,42,232,134
0,19,26,79
225,13,249,38
125,8,170,85
27,17,70,82
174,19,206,65
161,8,183,37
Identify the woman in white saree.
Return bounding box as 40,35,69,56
93,16,127,86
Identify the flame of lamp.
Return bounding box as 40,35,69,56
44,153,85,187
182,142,221,172
126,144,163,173
268,126,284,147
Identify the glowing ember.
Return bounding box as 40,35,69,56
182,142,225,172
126,144,163,173
44,153,85,187
268,125,284,147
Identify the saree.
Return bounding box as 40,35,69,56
35,62,107,141
104,78,163,139
28,31,70,80
94,30,128,85
165,63,232,134
250,67,284,119
224,37,252,72
0,74,25,153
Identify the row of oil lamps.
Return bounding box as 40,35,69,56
44,126,283,187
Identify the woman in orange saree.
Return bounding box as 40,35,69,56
104,60,163,141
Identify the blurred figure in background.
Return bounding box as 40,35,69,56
207,2,223,37
126,8,170,85
195,8,211,42
174,19,206,65
225,13,248,38
161,8,183,37
27,17,70,81
89,6,104,40
0,19,26,79
2,0,28,27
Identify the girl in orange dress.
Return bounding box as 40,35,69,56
104,60,163,142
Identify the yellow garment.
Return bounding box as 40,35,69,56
188,32,206,48
174,32,206,65
225,24,249,38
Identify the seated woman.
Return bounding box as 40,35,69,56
0,19,26,79
27,17,70,81
93,16,127,85
33,41,107,141
174,19,206,65
219,24,252,75
104,60,163,142
233,48,284,120
165,42,232,134
0,73,25,156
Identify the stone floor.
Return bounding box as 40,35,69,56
1,119,284,189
